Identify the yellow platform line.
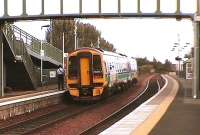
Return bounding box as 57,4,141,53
131,76,179,135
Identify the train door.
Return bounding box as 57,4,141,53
80,58,90,85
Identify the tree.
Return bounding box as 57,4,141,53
136,57,150,67
46,19,116,53
164,59,173,72
136,57,173,73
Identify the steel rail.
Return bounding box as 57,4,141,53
0,75,163,135
0,104,95,135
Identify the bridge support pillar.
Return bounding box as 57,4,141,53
193,21,200,98
0,23,4,97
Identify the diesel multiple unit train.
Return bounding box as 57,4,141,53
66,47,138,101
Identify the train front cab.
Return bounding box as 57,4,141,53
67,49,107,101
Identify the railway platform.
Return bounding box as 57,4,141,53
0,85,67,121
100,75,199,135
2,84,58,98
148,78,200,135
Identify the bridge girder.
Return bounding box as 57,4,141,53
0,0,198,21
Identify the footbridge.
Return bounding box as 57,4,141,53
2,23,62,90
4,24,63,66
0,0,199,98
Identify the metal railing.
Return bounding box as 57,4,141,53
3,24,40,88
11,25,62,64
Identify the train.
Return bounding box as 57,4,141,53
66,47,138,101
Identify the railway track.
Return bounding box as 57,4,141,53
80,76,163,135
0,91,132,135
0,103,97,135
0,75,164,135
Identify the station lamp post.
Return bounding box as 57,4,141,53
42,22,66,75
173,42,181,77
62,26,67,67
185,42,189,47
74,19,77,50
171,41,189,78
74,18,80,50
40,24,50,84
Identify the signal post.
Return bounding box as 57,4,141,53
194,18,200,98
192,1,200,98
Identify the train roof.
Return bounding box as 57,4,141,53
103,50,131,59
69,47,135,59
75,47,103,53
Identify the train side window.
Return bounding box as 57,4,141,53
117,63,119,73
104,62,107,73
68,56,78,79
93,55,103,77
110,65,112,70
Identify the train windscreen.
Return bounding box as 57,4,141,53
68,56,78,79
93,55,103,78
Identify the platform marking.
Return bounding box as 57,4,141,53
100,105,157,135
0,90,66,107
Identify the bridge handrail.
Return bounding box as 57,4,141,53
6,24,62,64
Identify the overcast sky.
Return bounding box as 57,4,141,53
0,0,196,63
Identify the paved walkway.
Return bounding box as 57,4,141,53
149,78,200,135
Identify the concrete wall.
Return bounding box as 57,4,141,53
0,92,64,120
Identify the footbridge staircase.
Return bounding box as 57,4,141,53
2,23,62,89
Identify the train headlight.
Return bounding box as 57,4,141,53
93,87,103,96
69,89,79,97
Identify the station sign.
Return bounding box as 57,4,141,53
40,50,44,56
50,71,56,78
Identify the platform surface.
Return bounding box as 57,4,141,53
149,78,200,135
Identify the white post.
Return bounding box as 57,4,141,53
40,40,43,84
40,25,49,85
50,19,53,45
74,19,77,50
177,34,180,78
97,36,100,48
77,37,79,49
62,32,65,67
193,21,200,98
90,42,93,48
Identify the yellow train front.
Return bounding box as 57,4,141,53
67,48,107,101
